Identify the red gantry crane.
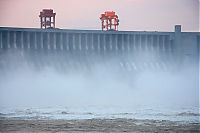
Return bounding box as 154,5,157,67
39,9,56,29
100,11,119,31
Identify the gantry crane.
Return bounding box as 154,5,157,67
100,11,119,31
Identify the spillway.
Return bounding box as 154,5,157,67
0,25,199,72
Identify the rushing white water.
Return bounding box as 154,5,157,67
0,50,199,123
0,105,199,123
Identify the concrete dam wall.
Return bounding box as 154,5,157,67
0,26,199,71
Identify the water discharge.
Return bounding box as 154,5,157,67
0,49,198,122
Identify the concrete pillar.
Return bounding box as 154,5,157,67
88,34,92,52
60,33,63,50
109,34,112,51
7,32,10,49
91,34,94,51
97,34,100,54
198,35,200,63
198,36,200,71
139,35,142,51
47,32,50,50
156,35,159,52
14,32,17,49
169,35,173,53
34,32,37,49
54,33,57,50
133,35,136,50
145,35,148,51
121,35,124,53
21,32,24,49
40,32,43,49
115,34,118,53
66,34,69,51
0,32,2,49
127,34,130,52
79,34,82,51
162,36,165,52
85,34,88,52
72,34,75,50
103,34,106,53
27,32,30,49
174,25,182,63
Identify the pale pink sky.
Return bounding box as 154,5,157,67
0,0,199,31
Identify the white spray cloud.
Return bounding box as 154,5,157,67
0,50,198,110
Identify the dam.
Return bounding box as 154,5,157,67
0,25,199,72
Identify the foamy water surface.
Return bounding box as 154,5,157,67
0,105,199,123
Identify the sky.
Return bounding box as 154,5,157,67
0,0,199,31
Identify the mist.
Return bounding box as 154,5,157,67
0,50,198,110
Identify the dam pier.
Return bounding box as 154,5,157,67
0,25,199,71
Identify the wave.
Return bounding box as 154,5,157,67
0,106,199,123
177,112,200,116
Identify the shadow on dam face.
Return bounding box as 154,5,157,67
0,27,199,117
